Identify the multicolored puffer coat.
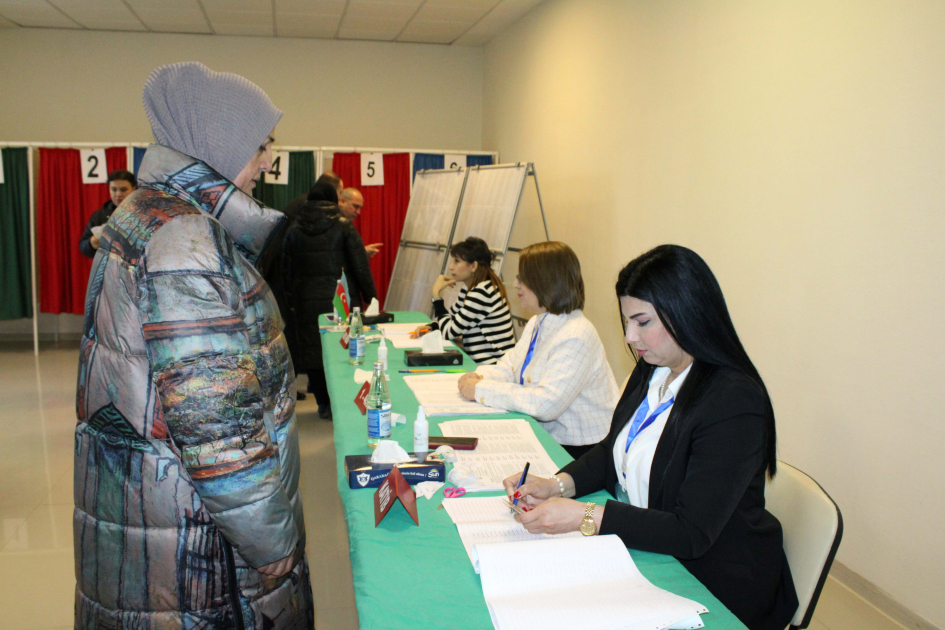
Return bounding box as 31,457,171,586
74,144,313,629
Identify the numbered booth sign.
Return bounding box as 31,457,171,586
361,152,385,186
264,151,290,185
80,149,108,184
444,154,466,170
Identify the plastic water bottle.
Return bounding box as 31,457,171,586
366,362,392,448
377,333,389,372
413,406,429,453
348,307,365,365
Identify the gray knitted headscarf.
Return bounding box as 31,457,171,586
142,62,282,183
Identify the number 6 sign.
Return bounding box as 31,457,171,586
360,152,385,186
80,149,108,184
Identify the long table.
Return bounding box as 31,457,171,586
322,312,747,630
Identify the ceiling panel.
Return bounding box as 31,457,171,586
275,12,339,38
0,1,82,28
453,0,543,47
0,0,546,46
49,0,146,30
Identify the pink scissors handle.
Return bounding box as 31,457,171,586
444,486,466,498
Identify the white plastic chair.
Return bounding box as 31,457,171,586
765,461,843,629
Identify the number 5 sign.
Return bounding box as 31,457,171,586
80,149,108,184
360,153,385,186
264,151,290,185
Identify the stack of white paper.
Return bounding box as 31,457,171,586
442,496,583,573
377,322,455,349
402,373,504,416
476,534,708,630
438,419,559,490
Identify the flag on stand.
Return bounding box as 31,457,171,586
333,280,350,320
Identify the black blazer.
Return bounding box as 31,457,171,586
561,362,798,630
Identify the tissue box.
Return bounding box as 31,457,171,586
363,312,395,325
404,349,463,366
344,453,446,489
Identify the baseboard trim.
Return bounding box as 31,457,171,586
830,561,940,630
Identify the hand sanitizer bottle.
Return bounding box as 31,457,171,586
413,406,429,453
377,333,389,372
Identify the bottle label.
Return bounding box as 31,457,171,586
367,406,392,439
357,338,366,358
349,337,361,359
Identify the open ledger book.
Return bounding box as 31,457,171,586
444,497,708,630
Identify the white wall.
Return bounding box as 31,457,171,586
484,0,945,625
0,28,484,337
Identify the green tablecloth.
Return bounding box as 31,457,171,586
321,312,747,630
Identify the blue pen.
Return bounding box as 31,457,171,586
512,462,530,506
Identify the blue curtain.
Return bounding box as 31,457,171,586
133,147,147,176
412,153,444,181
466,154,494,167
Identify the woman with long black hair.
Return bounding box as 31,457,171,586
503,245,797,630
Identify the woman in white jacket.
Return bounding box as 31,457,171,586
458,241,618,458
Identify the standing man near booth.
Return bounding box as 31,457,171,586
337,187,382,311
78,170,137,258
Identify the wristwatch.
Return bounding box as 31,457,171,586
580,502,597,536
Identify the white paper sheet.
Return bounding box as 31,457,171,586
441,496,582,573
475,535,708,630
438,419,559,489
402,374,501,416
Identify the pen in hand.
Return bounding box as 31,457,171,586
512,462,530,507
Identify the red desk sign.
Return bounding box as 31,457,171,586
374,467,419,527
354,381,370,415
340,329,350,349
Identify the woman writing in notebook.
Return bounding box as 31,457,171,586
502,245,797,630
413,236,516,365
458,242,619,459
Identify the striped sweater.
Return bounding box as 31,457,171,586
432,280,516,365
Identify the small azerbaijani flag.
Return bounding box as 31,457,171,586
333,280,350,321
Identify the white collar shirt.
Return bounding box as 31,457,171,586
612,364,692,508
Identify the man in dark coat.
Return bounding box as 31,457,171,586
78,169,137,258
283,200,377,419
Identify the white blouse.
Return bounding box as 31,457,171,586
612,364,691,508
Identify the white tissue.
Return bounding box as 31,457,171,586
448,465,478,488
365,298,380,316
428,445,458,462
420,330,445,354
370,440,415,464
391,412,406,426
354,369,389,384
414,481,445,500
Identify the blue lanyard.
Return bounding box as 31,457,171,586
520,315,547,385
623,395,675,453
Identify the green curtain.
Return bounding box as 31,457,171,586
0,147,33,320
252,150,317,211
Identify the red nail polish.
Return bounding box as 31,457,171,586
513,492,521,498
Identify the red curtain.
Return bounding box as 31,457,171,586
37,147,127,315
332,153,410,308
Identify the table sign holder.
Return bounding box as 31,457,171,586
354,381,370,414
374,466,419,527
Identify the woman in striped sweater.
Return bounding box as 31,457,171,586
424,237,516,365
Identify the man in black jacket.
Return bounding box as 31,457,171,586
78,170,137,258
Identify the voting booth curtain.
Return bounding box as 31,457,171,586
252,150,316,212
0,148,33,320
36,147,126,315
412,152,494,181
132,146,147,176
332,152,410,307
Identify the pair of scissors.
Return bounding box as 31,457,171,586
443,486,466,498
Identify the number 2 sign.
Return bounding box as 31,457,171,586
264,151,290,185
80,149,108,185
360,152,385,186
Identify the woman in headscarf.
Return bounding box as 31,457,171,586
74,62,313,629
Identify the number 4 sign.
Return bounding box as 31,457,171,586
80,149,108,185
361,152,385,186
264,151,290,185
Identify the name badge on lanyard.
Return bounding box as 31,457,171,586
519,314,547,385
624,396,675,454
